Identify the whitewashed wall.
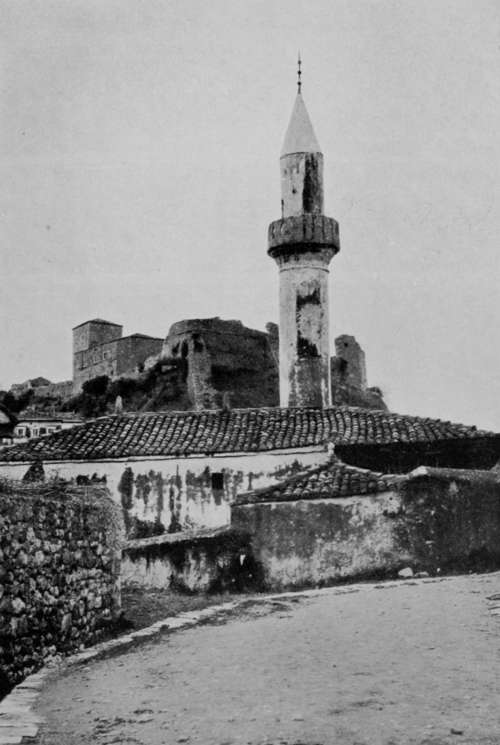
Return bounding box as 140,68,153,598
0,448,328,533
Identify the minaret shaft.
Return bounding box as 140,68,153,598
280,152,324,218
278,249,333,407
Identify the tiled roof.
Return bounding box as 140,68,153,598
0,407,496,463
235,459,402,505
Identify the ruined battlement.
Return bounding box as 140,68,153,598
163,318,279,410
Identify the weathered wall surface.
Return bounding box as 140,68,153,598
0,450,328,538
275,249,334,408
122,527,253,593
73,338,121,389
232,469,500,590
33,380,74,402
115,336,164,377
163,318,278,410
332,335,367,390
232,491,404,590
330,336,386,410
397,469,500,572
72,320,123,355
280,151,324,217
73,320,163,394
0,479,123,691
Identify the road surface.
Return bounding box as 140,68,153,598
35,572,500,745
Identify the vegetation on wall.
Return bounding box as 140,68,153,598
0,389,33,414
63,359,189,419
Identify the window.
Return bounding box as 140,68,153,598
211,472,224,491
39,428,46,435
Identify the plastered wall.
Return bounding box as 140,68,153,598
0,450,328,537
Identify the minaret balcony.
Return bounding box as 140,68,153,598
267,214,340,260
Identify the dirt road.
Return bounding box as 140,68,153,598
35,573,500,745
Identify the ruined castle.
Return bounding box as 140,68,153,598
70,315,385,411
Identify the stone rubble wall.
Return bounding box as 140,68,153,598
0,479,124,692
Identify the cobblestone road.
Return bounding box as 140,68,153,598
36,573,500,745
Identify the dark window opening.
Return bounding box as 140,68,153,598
192,333,204,353
211,472,224,491
181,341,189,358
297,334,320,359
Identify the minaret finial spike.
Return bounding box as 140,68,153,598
297,52,302,94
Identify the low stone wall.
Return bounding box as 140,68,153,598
231,468,500,590
122,527,254,593
0,479,123,693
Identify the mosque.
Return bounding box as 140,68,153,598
0,73,499,549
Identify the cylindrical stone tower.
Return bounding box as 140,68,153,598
268,90,340,408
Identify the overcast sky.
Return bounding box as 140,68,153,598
1,0,499,429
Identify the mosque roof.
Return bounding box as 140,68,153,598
281,93,322,157
0,406,496,463
235,458,402,505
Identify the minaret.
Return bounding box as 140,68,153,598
268,59,340,408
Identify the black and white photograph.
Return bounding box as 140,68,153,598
0,1,499,743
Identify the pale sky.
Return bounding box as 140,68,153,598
1,0,499,430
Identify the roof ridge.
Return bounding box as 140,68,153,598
0,406,497,463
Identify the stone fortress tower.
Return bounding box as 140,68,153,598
268,63,340,408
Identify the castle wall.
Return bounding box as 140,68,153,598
73,334,162,393
163,318,278,410
34,380,74,401
73,338,121,390
72,321,122,354
115,336,163,377
333,335,367,390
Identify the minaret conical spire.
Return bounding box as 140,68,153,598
281,56,321,157
281,94,322,156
